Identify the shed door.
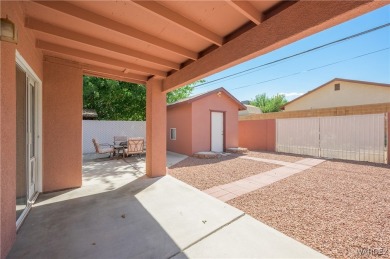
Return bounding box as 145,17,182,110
211,112,224,152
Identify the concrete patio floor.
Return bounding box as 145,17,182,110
8,153,325,258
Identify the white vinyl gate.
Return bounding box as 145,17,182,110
276,113,388,164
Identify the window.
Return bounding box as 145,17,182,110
334,83,340,91
170,128,176,140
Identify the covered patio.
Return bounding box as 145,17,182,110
8,155,324,258
0,1,386,257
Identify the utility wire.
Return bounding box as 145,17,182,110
194,23,390,89
229,47,389,91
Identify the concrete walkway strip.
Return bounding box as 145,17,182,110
166,151,188,167
205,157,325,202
174,215,326,258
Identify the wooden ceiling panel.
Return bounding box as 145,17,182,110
71,1,212,53
160,1,249,37
19,1,383,88
29,25,179,71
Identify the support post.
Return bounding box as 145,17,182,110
42,60,83,192
146,78,167,177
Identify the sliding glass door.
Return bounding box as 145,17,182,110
16,64,39,225
27,76,37,200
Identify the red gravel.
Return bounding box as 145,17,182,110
246,151,307,163
228,160,390,258
169,154,280,190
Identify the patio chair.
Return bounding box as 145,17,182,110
124,138,145,159
92,138,115,158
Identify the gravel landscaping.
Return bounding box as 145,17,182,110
228,160,390,258
169,154,280,190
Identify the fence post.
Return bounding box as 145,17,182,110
387,113,390,164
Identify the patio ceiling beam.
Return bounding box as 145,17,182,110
82,64,148,83
227,1,262,25
43,55,148,83
132,1,223,46
162,1,384,92
25,17,180,70
36,40,167,77
34,1,198,60
83,71,146,85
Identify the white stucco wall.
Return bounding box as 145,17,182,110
284,80,390,111
82,120,146,153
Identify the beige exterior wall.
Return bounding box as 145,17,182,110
284,80,390,111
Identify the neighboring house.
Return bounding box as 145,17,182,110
167,88,246,156
283,78,390,111
239,104,263,117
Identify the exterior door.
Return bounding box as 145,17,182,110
211,112,224,152
27,76,38,199
16,54,41,229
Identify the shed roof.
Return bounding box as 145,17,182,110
168,87,247,111
282,78,390,109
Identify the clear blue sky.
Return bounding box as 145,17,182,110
192,5,390,101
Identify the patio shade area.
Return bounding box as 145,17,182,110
19,1,384,90
8,155,325,258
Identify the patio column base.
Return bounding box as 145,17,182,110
146,78,167,177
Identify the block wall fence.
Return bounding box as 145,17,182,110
238,103,390,164
82,120,146,153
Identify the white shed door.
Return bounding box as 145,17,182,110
211,112,224,152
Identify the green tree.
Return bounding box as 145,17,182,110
166,80,205,104
250,93,287,113
83,76,146,121
83,76,204,120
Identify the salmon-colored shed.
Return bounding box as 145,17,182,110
167,88,246,156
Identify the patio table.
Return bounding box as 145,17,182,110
113,145,125,159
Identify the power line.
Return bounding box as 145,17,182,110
194,23,390,89
229,47,389,91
